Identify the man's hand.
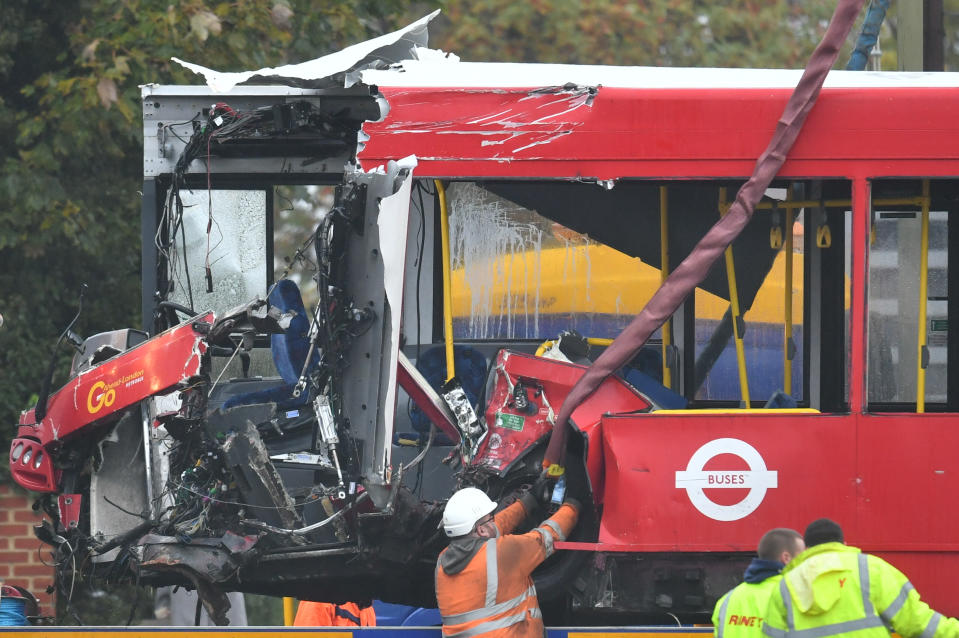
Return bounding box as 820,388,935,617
531,474,553,505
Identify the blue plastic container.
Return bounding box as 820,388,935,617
0,597,27,626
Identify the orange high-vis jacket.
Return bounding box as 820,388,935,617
293,601,376,627
435,497,580,638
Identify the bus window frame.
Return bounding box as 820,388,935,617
865,177,959,414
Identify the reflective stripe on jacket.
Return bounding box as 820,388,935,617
763,542,959,638
293,601,376,627
436,498,579,638
713,576,782,638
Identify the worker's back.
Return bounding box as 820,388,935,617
436,494,579,638
713,576,781,638
764,542,959,638
437,536,544,637
294,601,375,627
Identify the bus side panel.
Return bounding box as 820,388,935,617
598,413,856,549
857,413,959,615
363,86,959,179
869,552,959,618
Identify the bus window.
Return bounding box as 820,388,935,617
691,180,849,411
273,184,334,309
168,188,269,317
437,178,845,408
693,209,805,405
868,180,949,411
445,181,663,343
165,187,273,380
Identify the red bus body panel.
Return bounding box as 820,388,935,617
15,316,211,449
362,86,959,179
476,350,650,499
597,413,855,550
589,411,959,614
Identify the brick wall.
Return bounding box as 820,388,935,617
0,483,54,617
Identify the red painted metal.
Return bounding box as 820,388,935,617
855,413,959,552
597,412,856,550
584,410,959,614
9,437,59,493
362,86,959,179
849,178,870,414
58,494,82,530
15,315,211,449
855,411,959,615
474,350,649,497
396,354,461,443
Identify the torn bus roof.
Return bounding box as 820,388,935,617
176,22,959,93
169,10,959,181
172,10,439,92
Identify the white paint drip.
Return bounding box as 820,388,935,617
448,184,544,339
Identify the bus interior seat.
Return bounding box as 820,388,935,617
621,366,688,410
763,390,798,409
221,279,318,411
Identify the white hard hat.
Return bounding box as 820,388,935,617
442,487,497,537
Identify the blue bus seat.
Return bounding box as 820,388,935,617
400,345,487,445
621,366,688,410
222,279,318,411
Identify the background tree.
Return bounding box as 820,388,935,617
429,0,841,66
0,0,410,474
0,0,410,624
430,0,959,71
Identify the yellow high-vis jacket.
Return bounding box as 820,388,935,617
763,542,959,638
714,575,782,638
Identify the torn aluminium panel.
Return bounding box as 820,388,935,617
170,22,597,171
155,12,439,180
167,11,605,176
171,10,440,92
169,10,959,182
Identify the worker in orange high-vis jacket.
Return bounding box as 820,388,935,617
293,600,375,627
435,481,580,638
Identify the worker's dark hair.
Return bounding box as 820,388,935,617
804,518,844,547
757,528,803,562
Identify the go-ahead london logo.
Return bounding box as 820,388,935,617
674,438,777,521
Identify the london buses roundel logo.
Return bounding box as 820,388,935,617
674,438,777,521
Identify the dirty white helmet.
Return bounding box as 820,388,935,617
442,487,496,537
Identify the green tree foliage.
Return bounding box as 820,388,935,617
946,0,959,69
0,0,409,478
430,0,959,71
431,0,846,67
0,0,410,625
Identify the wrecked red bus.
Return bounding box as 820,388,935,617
11,16,959,623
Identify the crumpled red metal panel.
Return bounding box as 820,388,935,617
16,314,212,449
474,350,649,501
